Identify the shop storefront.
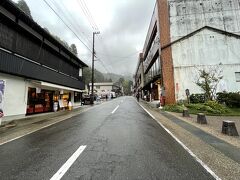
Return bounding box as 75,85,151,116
59,92,71,110
26,81,84,115
27,87,54,115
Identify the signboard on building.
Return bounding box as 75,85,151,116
0,80,5,125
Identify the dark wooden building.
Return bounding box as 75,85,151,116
0,0,88,122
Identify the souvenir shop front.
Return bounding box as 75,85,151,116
26,81,82,115
27,87,54,114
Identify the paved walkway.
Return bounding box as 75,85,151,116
142,100,240,164
160,111,240,164
140,100,240,180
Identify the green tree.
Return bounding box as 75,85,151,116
82,67,105,85
83,67,92,85
105,78,112,82
95,69,105,82
122,80,133,95
16,0,32,18
118,77,124,86
70,44,78,56
53,35,70,50
195,66,223,101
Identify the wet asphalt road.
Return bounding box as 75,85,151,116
0,97,214,180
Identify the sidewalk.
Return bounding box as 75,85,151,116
0,105,92,145
0,98,113,145
168,112,240,148
140,100,240,180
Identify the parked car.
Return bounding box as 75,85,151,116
81,95,91,105
110,92,116,98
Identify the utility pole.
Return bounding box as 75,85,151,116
90,31,100,105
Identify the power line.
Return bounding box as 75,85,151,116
74,0,115,73
96,58,111,74
81,0,99,30
74,0,116,72
76,0,95,30
96,50,141,59
76,0,99,31
42,0,92,53
51,0,93,47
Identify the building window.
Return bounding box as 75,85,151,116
79,68,82,77
74,92,81,102
26,88,53,115
235,72,240,82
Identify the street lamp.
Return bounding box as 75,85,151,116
90,31,100,105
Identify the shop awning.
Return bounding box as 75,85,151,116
30,80,84,92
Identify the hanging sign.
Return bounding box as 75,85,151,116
36,87,41,94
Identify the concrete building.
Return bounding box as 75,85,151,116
0,0,88,124
134,53,145,98
135,0,240,104
89,82,121,98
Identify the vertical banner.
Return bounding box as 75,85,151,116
0,80,5,125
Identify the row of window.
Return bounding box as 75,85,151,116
145,57,161,83
0,21,80,79
144,29,158,60
143,32,160,76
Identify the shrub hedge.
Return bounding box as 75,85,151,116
189,92,240,108
163,104,185,113
217,92,240,108
164,101,228,115
189,94,205,104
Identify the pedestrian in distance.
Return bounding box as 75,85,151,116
136,93,139,102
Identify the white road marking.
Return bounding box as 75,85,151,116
111,105,119,114
1,98,120,146
0,107,96,146
0,120,67,146
50,145,87,180
139,104,221,180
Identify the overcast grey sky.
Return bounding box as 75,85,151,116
13,0,155,75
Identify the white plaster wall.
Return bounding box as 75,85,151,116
169,0,240,41
0,73,27,121
174,65,240,100
94,85,113,95
172,29,240,100
173,29,240,66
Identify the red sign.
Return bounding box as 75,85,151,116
0,112,3,118
176,83,179,93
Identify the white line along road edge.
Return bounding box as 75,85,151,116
0,106,95,146
139,104,221,180
50,145,87,180
111,105,119,114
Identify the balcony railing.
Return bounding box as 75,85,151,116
143,35,160,73
0,49,85,90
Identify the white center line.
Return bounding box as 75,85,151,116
111,105,119,114
50,145,87,180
